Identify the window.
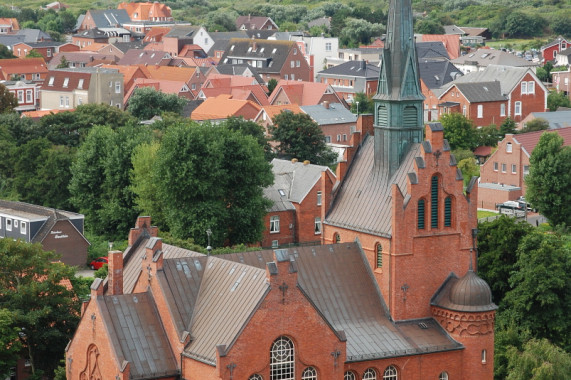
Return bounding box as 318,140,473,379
270,337,294,380
6,219,12,231
65,97,70,108
47,49,52,57
514,101,522,116
326,42,332,52
296,60,300,67
418,199,425,229
325,136,331,143
272,240,278,248
60,96,64,107
293,48,297,55
500,103,506,116
431,176,438,229
502,163,506,173
314,218,322,234
343,134,347,141
17,90,24,103
512,164,517,174
344,372,356,380
363,368,377,380
462,105,466,116
494,162,498,171
302,367,317,380
521,82,527,94
48,77,55,86
78,97,83,105
439,372,449,380
26,90,33,102
291,74,295,80
477,104,483,118
115,81,121,93
284,74,288,80
21,221,27,234
506,142,512,152
444,197,452,227
482,349,487,363
270,216,280,233
523,165,529,176
376,243,383,268
337,134,341,142
334,233,340,243
383,366,397,380
291,61,295,68
317,191,322,206
528,81,535,94
63,77,69,88
14,220,18,228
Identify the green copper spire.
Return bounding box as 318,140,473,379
373,0,424,178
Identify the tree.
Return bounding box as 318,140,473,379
547,90,571,111
0,44,14,59
270,111,337,166
56,55,69,69
476,124,500,147
502,231,570,350
415,19,444,34
551,13,571,36
525,132,571,227
205,11,237,32
0,83,17,114
0,239,80,378
477,216,533,304
153,121,273,247
506,338,571,380
350,92,374,114
127,87,188,120
499,117,516,137
339,18,384,47
457,157,479,186
224,117,273,161
520,118,549,133
504,11,545,38
440,112,478,150
267,78,278,95
0,309,21,377
26,49,43,58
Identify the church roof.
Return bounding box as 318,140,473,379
431,271,497,312
325,135,419,238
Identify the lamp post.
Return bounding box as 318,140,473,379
206,229,212,256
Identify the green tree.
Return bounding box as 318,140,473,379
499,117,516,137
494,322,532,380
520,118,549,133
415,19,444,34
350,92,374,114
127,87,187,120
153,121,273,247
0,309,21,377
0,83,17,114
506,338,571,380
547,90,571,111
267,78,278,95
457,157,479,187
0,239,80,378
440,112,478,150
504,11,545,38
224,116,273,161
270,111,337,166
476,124,500,147
551,13,571,36
525,132,571,227
26,49,43,58
0,44,14,59
339,18,384,47
205,11,237,32
502,231,570,350
477,216,533,304
56,55,69,69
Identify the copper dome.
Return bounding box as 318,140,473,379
449,270,493,307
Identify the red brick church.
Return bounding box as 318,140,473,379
65,0,496,379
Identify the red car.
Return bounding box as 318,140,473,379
89,257,108,270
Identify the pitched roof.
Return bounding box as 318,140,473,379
204,73,260,88
200,86,269,106
453,81,506,102
450,65,536,95
419,58,463,91
164,25,202,39
524,111,571,129
143,27,172,42
258,104,303,123
416,41,450,60
40,70,92,91
0,58,48,77
271,158,333,203
190,94,261,121
48,51,118,68
118,1,172,21
317,60,380,78
118,49,171,66
0,18,19,30
143,64,196,82
14,29,52,43
220,38,296,75
214,64,266,85
420,34,460,59
84,9,131,28
452,48,536,68
512,126,571,156
300,102,356,125
269,80,339,106
235,15,277,30
74,28,108,39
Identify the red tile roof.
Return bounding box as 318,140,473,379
191,94,261,121
0,58,48,79
200,85,269,106
512,127,571,155
269,80,338,106
421,34,461,59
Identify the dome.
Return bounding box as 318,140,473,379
449,270,493,307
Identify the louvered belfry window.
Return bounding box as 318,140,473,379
444,197,452,227
431,176,438,229
418,199,425,229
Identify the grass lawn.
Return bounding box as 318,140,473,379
477,210,499,219
486,38,548,51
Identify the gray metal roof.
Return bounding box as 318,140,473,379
325,135,419,238
220,39,295,75
164,26,201,38
271,158,332,203
416,41,450,60
264,172,296,212
86,9,131,28
451,48,536,68
301,102,357,125
221,244,462,360
451,65,532,96
317,60,380,78
419,59,463,90
525,110,571,129
14,29,52,43
98,292,179,379
454,81,506,102
478,182,520,191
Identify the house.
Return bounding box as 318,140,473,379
72,28,109,48
124,78,192,108
220,39,312,83
0,58,48,82
48,51,119,69
190,94,261,122
520,110,571,130
3,80,39,112
117,49,172,66
554,47,571,66
307,16,332,31
478,127,571,209
0,18,19,34
420,34,461,59
540,36,570,64
451,48,537,74
443,25,491,46
253,104,303,135
77,9,131,31
235,15,278,31
0,200,89,266
12,41,79,62
66,1,495,378
316,60,379,103
262,159,336,248
290,36,339,82
269,80,345,106
419,58,463,121
198,73,269,105
162,26,214,57
117,1,173,22
300,101,357,144
326,47,383,67
42,1,69,11
39,68,124,111
207,31,251,59
440,65,548,125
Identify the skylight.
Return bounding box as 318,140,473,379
278,189,286,196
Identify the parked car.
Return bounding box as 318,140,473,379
89,256,108,270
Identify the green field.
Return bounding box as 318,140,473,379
477,210,499,219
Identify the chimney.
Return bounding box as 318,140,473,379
303,160,310,165
108,250,124,295
323,100,330,109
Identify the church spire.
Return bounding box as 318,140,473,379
373,0,424,178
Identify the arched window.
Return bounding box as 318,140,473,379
383,365,398,380
376,243,383,268
481,349,487,363
439,372,449,380
344,372,356,380
270,337,294,380
363,368,377,380
418,199,425,229
444,196,452,227
431,176,439,229
334,233,341,243
302,367,317,380
249,375,263,380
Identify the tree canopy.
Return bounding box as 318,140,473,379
505,338,571,380
547,90,571,111
127,87,188,120
440,112,478,150
0,83,17,114
525,132,571,227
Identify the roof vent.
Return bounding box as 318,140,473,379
291,158,298,163
418,322,429,329
303,160,310,165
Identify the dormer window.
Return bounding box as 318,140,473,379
48,76,54,86
272,48,277,54
506,142,512,153
78,79,84,89
63,77,69,87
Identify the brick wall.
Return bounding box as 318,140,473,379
261,210,296,248
41,220,89,267
509,72,547,124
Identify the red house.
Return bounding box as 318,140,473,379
540,36,570,63
4,80,39,112
12,41,79,63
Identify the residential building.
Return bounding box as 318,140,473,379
269,80,344,106
117,49,172,66
42,1,68,11
0,200,89,266
262,159,336,248
12,41,79,63
540,36,569,64
40,68,124,110
48,51,119,69
0,58,48,82
118,1,173,22
326,47,383,67
478,127,571,209
72,28,109,47
162,26,214,57
190,94,261,122
77,9,131,31
235,15,278,31
554,48,571,66
316,60,379,103
290,35,339,82
520,110,571,130
451,48,537,74
253,104,303,136
3,80,39,112
420,34,461,59
220,39,312,83
419,58,463,121
0,18,19,34
300,102,357,144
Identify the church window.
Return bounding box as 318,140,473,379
249,375,263,380
383,365,398,380
270,336,294,380
344,372,356,380
302,367,317,379
363,368,377,380
376,243,383,268
334,233,340,243
439,372,449,380
481,349,487,363
444,197,452,227
377,105,388,126
403,106,417,127
418,199,425,229
431,176,439,229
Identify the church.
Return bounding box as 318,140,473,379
65,1,496,379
